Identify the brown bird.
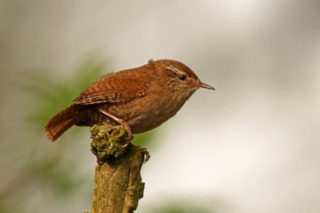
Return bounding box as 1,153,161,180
45,59,215,141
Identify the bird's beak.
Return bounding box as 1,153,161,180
198,81,215,90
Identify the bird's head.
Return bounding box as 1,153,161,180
149,59,215,93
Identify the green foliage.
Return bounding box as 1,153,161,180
0,202,24,213
23,59,108,130
134,130,156,146
28,157,83,197
20,58,111,200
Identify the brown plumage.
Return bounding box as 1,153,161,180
45,59,215,141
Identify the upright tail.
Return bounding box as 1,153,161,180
45,105,79,141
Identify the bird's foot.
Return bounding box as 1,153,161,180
98,107,133,143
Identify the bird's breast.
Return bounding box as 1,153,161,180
106,89,189,133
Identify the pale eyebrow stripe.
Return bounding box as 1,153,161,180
165,65,182,74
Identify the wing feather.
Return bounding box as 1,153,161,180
74,72,148,105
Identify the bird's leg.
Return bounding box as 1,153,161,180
98,107,133,144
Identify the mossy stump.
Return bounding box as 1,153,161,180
90,124,146,213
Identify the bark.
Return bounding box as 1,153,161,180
89,124,146,213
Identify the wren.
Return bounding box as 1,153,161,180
45,59,215,141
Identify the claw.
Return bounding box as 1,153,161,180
140,147,150,163
121,141,130,148
122,121,133,140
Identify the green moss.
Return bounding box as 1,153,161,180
90,124,129,163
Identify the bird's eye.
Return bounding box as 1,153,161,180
179,75,187,81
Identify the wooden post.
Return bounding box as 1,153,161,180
89,124,146,213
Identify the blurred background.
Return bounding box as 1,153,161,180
1,0,320,212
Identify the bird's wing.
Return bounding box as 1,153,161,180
74,73,148,105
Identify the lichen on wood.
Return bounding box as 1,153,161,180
89,124,146,213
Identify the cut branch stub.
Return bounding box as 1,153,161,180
90,124,146,213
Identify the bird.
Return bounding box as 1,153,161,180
45,59,215,141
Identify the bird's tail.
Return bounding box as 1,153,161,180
45,105,79,141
